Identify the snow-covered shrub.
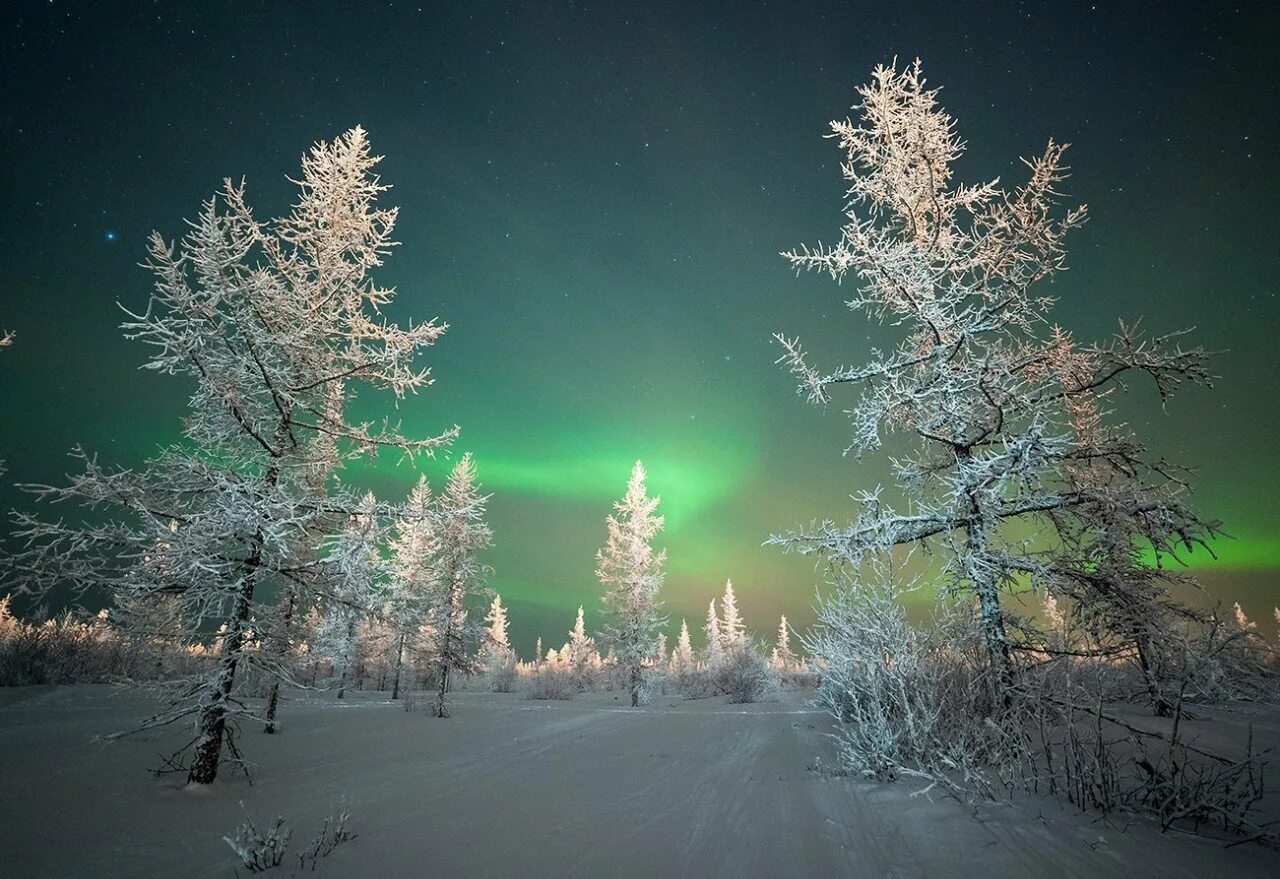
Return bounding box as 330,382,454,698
486,652,519,693
805,570,1278,843
224,805,356,874
674,670,718,700
802,574,997,787
295,805,357,872
0,597,203,686
224,811,291,873
1173,604,1279,706
715,642,779,704
523,665,577,700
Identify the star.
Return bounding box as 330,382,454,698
104,231,117,242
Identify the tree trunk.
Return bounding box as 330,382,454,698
188,550,259,785
1134,630,1173,717
262,584,298,734
964,513,1012,707
391,634,405,700
629,664,640,708
335,618,356,699
435,660,451,718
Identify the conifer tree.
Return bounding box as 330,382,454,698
385,475,438,700
483,594,511,664
429,453,492,717
597,461,667,707
704,599,724,669
671,618,696,676
566,605,597,669
770,615,799,672
317,492,383,699
718,580,747,650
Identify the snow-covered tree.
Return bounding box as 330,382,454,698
770,615,799,672
566,605,597,669
261,382,343,734
7,127,454,783
316,492,382,698
596,461,667,707
703,599,724,669
771,60,1213,704
428,453,493,717
483,594,511,657
385,475,438,700
670,618,696,676
718,580,747,650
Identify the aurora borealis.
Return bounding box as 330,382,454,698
2,2,1277,650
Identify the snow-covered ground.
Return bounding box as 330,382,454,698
1,685,1275,877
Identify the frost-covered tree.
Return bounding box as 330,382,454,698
670,618,696,676
315,493,383,698
771,60,1213,704
7,127,454,783
385,475,438,700
483,594,511,659
566,605,597,670
427,453,492,717
703,599,723,669
718,580,747,650
770,615,799,672
597,461,667,707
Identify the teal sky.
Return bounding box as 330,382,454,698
2,2,1277,651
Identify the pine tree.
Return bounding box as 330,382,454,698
385,475,438,700
483,594,511,663
718,580,746,650
8,128,455,783
771,61,1212,704
671,618,696,676
770,615,799,672
566,605,597,669
597,461,667,707
704,599,724,669
317,492,383,699
429,453,493,717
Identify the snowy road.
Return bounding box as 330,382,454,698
1,685,1275,877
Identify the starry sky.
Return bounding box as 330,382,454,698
2,2,1278,651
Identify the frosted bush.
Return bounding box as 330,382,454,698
715,643,780,704
523,666,577,700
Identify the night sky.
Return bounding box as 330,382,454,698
2,2,1278,651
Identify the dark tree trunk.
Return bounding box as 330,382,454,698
961,496,1012,707
188,547,260,785
435,660,451,717
262,584,298,734
1134,630,1173,717
391,634,406,700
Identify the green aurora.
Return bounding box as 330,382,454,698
1,3,1277,651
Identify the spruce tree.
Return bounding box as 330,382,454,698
596,461,667,707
